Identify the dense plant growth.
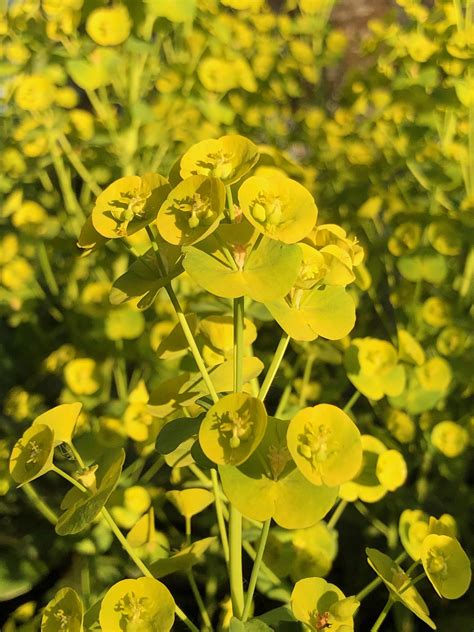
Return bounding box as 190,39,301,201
0,1,472,631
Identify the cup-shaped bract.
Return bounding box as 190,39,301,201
99,577,175,632
339,435,388,503
287,404,362,487
366,548,436,629
431,421,469,458
345,338,405,400
180,135,259,185
199,392,267,466
421,534,471,599
92,174,170,239
156,175,225,246
294,243,326,290
9,424,55,486
291,577,358,631
32,402,82,446
375,449,407,492
239,175,317,243
41,587,83,632
399,509,429,561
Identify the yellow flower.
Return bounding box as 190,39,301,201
55,86,78,109
15,75,56,111
69,109,95,140
86,5,131,46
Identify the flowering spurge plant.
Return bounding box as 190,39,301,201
7,134,471,631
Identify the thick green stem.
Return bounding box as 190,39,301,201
258,334,290,402
226,185,236,222
371,598,393,632
242,519,271,622
234,297,245,393
229,504,245,619
211,468,230,564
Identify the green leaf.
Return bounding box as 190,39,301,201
266,285,356,341
99,577,175,632
397,252,447,284
229,617,272,632
219,418,338,529
149,537,216,578
155,417,202,455
55,449,125,536
41,587,83,632
110,245,182,309
366,548,436,629
183,238,302,302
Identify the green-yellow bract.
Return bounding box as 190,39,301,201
345,338,406,400
183,237,302,302
430,420,469,458
99,577,175,632
156,175,225,245
32,402,82,446
41,587,83,632
239,175,317,243
287,404,362,487
219,418,338,529
166,488,214,519
92,174,170,239
199,392,267,466
291,577,359,631
366,548,436,629
421,534,471,600
9,424,55,486
180,135,259,184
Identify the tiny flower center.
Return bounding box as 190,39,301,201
426,549,448,579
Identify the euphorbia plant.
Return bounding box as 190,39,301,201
8,134,470,631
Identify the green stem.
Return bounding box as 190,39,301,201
185,516,191,546
22,482,58,525
37,242,59,296
343,390,360,413
356,575,383,602
234,297,244,393
298,353,315,407
242,519,271,622
399,571,426,595
141,456,165,484
226,185,236,222
52,465,199,632
69,442,86,469
371,598,393,632
146,226,219,403
327,499,348,529
187,571,213,631
258,334,290,402
354,501,390,538
210,468,230,564
229,504,245,619
57,133,102,197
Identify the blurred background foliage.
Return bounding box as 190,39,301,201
0,0,472,630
